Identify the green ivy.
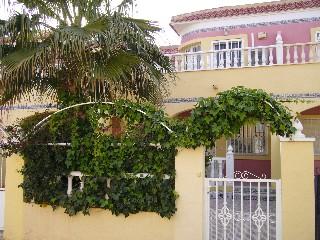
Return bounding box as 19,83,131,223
4,87,295,218
177,87,295,148
13,100,177,217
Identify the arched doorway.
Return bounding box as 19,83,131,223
299,105,320,174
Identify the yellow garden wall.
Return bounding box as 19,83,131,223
4,155,24,240
280,138,315,240
4,148,206,240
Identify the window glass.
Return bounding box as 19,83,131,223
316,31,320,43
184,44,201,70
300,118,320,155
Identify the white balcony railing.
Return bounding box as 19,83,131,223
166,42,320,72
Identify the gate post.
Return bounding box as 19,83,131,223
4,154,24,240
279,123,315,240
173,147,206,240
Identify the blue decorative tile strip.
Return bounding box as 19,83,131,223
1,93,320,108
182,17,320,40
0,103,57,111
165,93,320,104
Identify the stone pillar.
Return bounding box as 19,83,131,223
280,122,315,240
4,154,24,240
271,134,281,179
173,147,205,240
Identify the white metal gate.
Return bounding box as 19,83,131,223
204,178,282,240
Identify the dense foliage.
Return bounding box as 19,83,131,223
3,87,296,217
179,87,295,148
12,101,177,217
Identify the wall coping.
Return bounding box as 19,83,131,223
279,137,315,142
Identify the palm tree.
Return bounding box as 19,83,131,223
0,0,174,107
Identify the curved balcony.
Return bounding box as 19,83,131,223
165,42,320,72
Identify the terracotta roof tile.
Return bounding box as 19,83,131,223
171,0,320,23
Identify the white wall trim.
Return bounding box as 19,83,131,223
173,8,320,36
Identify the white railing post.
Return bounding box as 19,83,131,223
276,179,282,240
240,49,244,67
200,53,204,70
309,44,314,63
262,47,267,66
248,48,252,66
174,56,179,72
276,31,284,64
293,45,298,64
226,144,234,179
255,48,259,66
269,47,274,65
301,45,306,63
67,175,73,196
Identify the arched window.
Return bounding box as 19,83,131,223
300,106,320,156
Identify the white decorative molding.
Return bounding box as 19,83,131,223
252,204,267,233
175,8,320,36
234,170,267,179
293,119,305,138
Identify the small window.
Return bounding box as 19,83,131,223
228,123,269,155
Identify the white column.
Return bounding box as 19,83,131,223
276,31,284,64
226,144,234,178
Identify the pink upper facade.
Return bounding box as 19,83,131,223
181,20,320,46
168,0,320,48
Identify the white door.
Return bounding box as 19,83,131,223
213,39,242,68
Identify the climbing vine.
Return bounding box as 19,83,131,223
4,87,295,218
178,87,295,148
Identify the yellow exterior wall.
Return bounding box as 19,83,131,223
280,138,315,240
4,148,206,240
165,63,320,116
4,155,24,240
23,206,173,240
